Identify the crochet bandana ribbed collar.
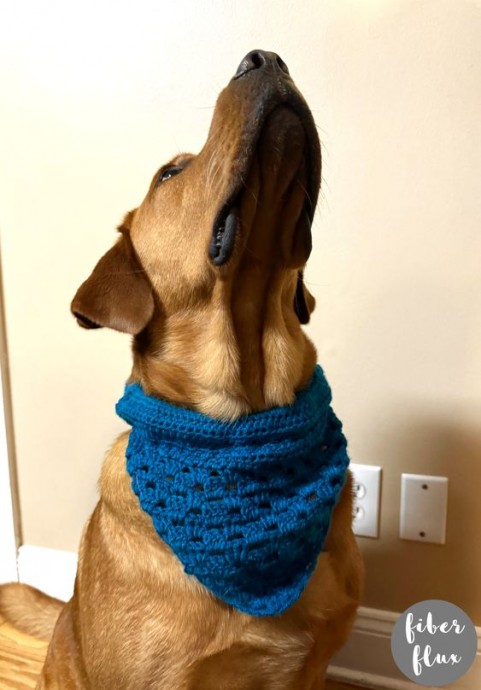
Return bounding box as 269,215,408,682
116,365,349,617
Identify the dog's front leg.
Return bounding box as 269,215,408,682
37,601,90,690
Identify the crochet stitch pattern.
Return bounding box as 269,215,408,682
116,365,350,617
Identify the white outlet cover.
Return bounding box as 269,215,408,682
400,473,448,544
350,464,382,538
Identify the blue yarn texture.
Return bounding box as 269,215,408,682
116,365,350,617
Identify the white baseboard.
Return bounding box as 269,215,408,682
13,547,481,689
17,544,78,602
328,606,481,690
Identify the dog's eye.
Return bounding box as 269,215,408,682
158,166,183,184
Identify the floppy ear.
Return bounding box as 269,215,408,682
281,206,313,269
293,271,316,324
290,207,312,267
71,234,154,335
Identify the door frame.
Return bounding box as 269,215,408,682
0,361,18,583
0,248,19,584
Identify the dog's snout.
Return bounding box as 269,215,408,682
234,50,289,79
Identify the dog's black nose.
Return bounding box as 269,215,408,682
234,50,290,79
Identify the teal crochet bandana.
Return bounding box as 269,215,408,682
116,365,350,617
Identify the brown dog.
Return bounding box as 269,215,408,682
1,50,363,689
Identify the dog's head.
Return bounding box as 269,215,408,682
71,51,321,412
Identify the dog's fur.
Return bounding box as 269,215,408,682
0,53,363,689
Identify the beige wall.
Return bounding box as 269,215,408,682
1,1,480,621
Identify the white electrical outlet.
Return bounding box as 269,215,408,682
400,474,448,544
350,464,382,538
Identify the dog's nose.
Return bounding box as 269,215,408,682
234,50,290,79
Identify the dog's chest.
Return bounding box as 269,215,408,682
185,627,313,689
130,604,314,690
94,447,316,689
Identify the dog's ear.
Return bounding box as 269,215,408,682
71,224,154,335
281,207,313,269
291,207,313,267
294,271,316,324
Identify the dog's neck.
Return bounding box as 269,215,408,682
131,271,317,420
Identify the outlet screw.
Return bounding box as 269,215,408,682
419,531,426,537
422,484,429,490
